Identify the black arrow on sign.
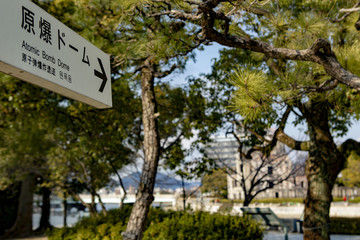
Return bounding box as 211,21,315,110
94,58,107,93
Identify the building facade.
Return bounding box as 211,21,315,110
227,142,296,200
205,136,297,200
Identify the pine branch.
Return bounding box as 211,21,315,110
154,64,178,78
155,1,360,91
339,7,360,13
271,106,311,151
285,79,339,101
148,10,203,21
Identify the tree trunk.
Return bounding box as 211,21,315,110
63,192,67,228
89,192,98,217
243,192,253,207
0,183,20,237
122,63,160,240
243,198,251,207
95,192,107,216
302,102,345,240
2,174,36,238
119,177,127,210
181,176,186,211
70,192,97,217
36,187,52,233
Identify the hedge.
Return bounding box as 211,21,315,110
330,218,360,235
48,207,263,240
143,211,262,240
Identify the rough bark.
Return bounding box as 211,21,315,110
122,63,160,240
36,187,52,233
2,174,36,238
301,102,345,240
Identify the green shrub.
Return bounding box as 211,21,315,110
252,198,304,204
222,197,360,204
48,206,132,240
220,199,244,204
48,207,263,240
330,218,360,235
333,197,344,202
349,197,360,203
143,211,263,240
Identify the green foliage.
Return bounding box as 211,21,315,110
229,68,274,121
201,169,228,199
220,197,360,204
48,206,132,240
349,197,360,203
143,211,262,240
221,0,360,138
28,1,142,199
0,108,56,190
46,77,139,196
330,218,360,235
48,207,262,240
338,151,360,187
253,198,304,204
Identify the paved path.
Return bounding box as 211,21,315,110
264,231,360,240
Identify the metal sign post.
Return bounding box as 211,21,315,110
0,0,112,108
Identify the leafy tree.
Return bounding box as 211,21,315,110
0,0,139,234
66,2,219,239
201,169,227,199
38,1,218,239
0,76,58,237
47,78,138,216
338,151,360,187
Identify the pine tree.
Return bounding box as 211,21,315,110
141,1,360,240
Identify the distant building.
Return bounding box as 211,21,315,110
205,137,239,168
205,136,297,200
228,142,296,200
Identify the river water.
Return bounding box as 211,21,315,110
32,211,88,229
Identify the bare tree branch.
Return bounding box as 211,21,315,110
94,191,107,215
160,132,184,154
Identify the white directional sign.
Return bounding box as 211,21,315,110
0,0,112,108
